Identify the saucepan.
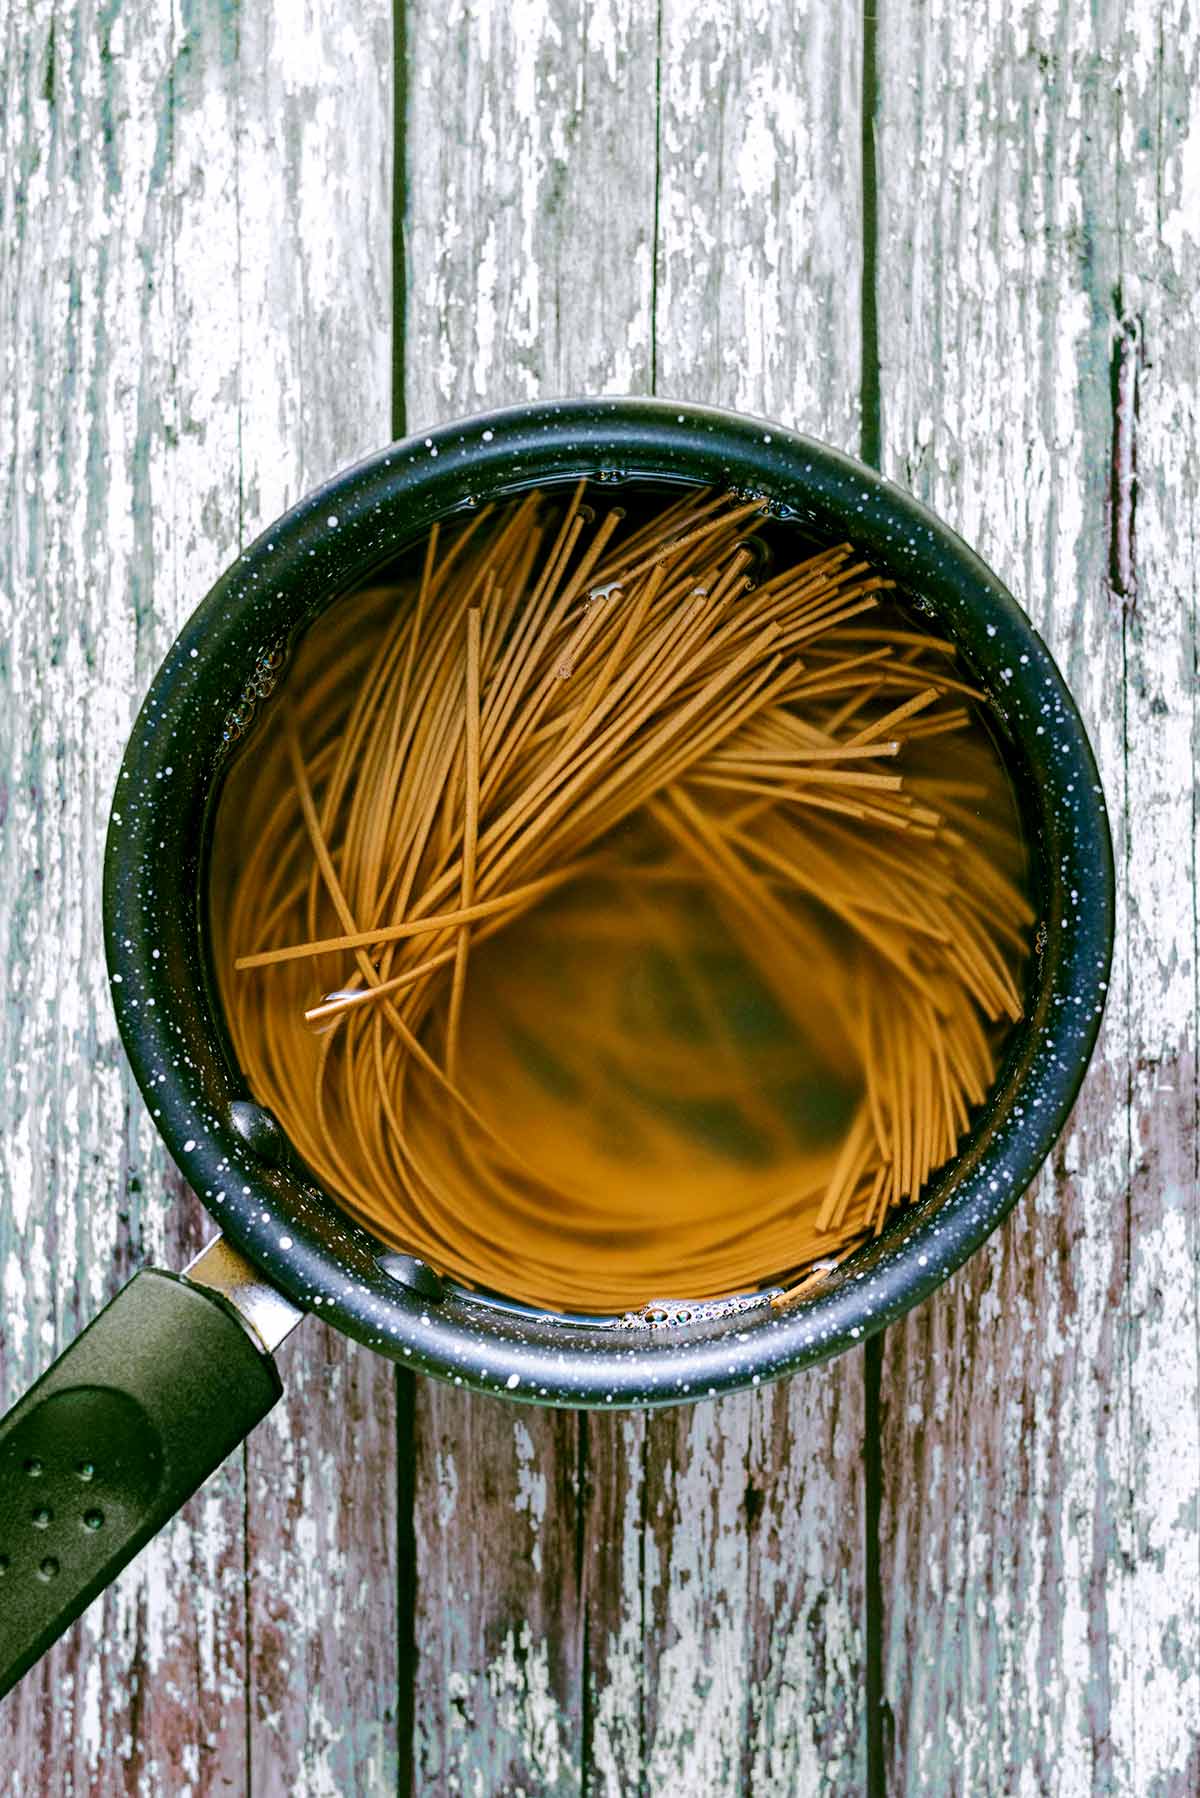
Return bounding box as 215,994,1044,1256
0,398,1114,1694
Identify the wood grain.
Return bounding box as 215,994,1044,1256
0,4,248,1788
232,5,398,1793
873,2,1200,1790
9,0,1195,1790
655,0,863,454
631,7,868,1793
404,5,657,1788
0,1,395,1791
403,2,868,1792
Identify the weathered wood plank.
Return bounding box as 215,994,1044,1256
247,1328,400,1798
0,5,249,1789
1116,14,1200,1784
403,2,868,1793
405,0,659,412
0,2,397,1791
873,3,1200,1791
404,4,658,1788
627,8,866,1791
232,4,398,1793
655,0,863,455
620,1379,866,1796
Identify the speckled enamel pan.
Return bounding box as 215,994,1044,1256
0,399,1113,1693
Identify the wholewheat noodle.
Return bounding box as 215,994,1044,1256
211,485,1031,1312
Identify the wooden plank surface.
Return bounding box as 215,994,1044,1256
402,2,869,1792
404,7,656,1788
0,1,395,1791
1,6,248,1787
231,7,398,1793
639,15,867,1794
5,0,1197,1791
873,2,1200,1791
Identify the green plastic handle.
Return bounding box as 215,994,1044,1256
0,1269,283,1697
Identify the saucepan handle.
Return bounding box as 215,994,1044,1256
0,1246,296,1697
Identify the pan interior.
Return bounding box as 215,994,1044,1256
200,474,1036,1326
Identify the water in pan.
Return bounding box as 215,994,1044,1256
207,480,1031,1315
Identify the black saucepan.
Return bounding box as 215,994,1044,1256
0,398,1114,1694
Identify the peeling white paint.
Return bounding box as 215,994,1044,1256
876,2,1200,1792
2,0,396,1789
512,1420,548,1573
